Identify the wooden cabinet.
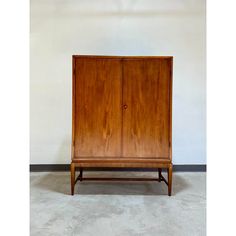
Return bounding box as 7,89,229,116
71,55,173,196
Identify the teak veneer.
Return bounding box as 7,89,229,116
71,55,173,196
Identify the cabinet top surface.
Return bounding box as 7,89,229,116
73,55,173,59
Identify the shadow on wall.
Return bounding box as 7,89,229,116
31,172,189,196
60,10,202,17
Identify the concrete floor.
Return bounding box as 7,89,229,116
30,171,206,236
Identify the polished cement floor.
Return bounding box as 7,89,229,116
30,171,206,236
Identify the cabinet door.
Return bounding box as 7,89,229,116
122,58,171,158
74,57,122,157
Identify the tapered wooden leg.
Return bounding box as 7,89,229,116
158,168,162,182
71,163,75,195
168,164,173,196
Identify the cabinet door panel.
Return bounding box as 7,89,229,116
74,58,122,157
122,59,171,158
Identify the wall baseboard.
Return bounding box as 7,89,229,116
30,164,206,172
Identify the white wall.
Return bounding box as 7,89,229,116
30,0,206,164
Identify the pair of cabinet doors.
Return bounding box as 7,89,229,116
72,56,172,162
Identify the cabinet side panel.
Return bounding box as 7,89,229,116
169,58,173,161
74,58,122,157
71,56,76,160
123,58,171,158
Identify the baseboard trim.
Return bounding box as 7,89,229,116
30,164,206,172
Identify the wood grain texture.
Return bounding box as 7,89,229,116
71,57,76,160
122,58,171,158
72,157,171,163
74,57,122,157
72,162,170,169
169,57,173,161
71,55,173,195
168,163,173,196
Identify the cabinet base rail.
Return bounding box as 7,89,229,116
71,165,173,196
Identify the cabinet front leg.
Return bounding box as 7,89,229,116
168,164,173,196
71,163,75,195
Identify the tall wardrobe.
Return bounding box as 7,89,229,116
71,55,173,196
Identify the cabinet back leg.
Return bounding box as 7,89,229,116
79,169,83,181
158,168,162,182
168,164,173,196
71,163,75,195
